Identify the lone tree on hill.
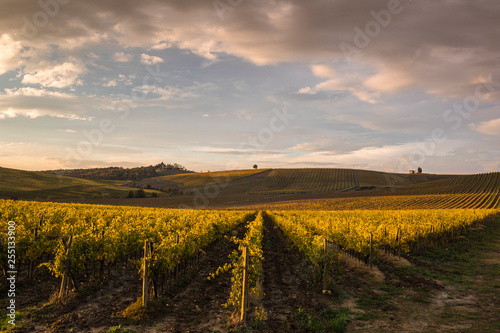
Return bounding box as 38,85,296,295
417,167,422,174
253,164,258,169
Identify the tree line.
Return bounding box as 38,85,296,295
43,162,191,181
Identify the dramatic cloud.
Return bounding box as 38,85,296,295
0,0,499,171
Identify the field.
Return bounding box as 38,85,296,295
1,196,499,332
0,167,161,200
134,168,455,196
236,172,500,211
1,168,500,332
158,169,270,188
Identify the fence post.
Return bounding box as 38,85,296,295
369,232,373,269
416,228,420,250
240,245,249,323
59,235,73,298
142,240,150,308
323,238,327,256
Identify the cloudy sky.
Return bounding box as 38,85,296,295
1,0,499,173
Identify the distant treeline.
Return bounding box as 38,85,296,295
43,162,192,180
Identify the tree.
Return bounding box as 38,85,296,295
135,188,146,198
126,190,134,198
417,167,422,174
253,164,258,169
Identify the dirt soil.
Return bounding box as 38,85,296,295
259,215,342,332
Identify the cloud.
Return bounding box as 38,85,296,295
288,139,338,153
363,67,414,93
112,52,133,62
0,90,90,120
0,34,23,75
140,53,164,65
234,109,253,120
21,60,86,88
298,72,380,103
104,80,117,87
469,118,500,135
280,139,466,171
310,64,335,78
135,85,196,101
190,146,286,155
0,1,498,100
150,41,171,50
4,87,73,98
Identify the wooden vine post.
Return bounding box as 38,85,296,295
142,240,151,308
59,235,73,298
416,227,420,250
397,228,401,260
28,228,38,279
240,245,249,323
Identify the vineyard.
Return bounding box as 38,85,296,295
158,169,269,188
0,200,252,295
234,172,500,211
248,168,358,194
1,199,499,332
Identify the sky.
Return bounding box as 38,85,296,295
1,0,500,174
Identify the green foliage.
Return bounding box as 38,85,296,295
321,308,351,332
210,212,265,311
296,307,351,333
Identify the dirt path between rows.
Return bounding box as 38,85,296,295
260,214,339,332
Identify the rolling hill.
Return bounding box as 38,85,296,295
134,168,455,195
230,172,500,210
0,167,161,199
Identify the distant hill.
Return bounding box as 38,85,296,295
0,166,161,200
42,162,192,181
133,168,456,195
